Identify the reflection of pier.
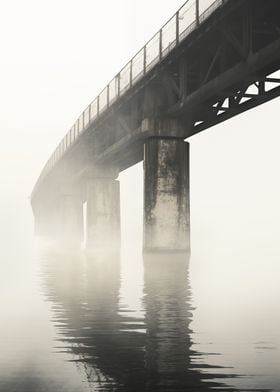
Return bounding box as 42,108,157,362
42,250,146,390
41,248,246,391
144,254,230,391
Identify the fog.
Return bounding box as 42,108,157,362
1,0,280,391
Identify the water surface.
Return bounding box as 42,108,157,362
1,216,279,391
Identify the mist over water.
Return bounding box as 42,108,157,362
2,96,280,392
1,145,280,391
1,0,280,390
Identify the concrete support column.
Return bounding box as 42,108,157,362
32,199,64,239
32,204,51,237
55,189,83,247
144,137,190,253
86,173,120,251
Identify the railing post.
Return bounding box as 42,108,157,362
159,29,163,60
117,73,120,96
196,0,199,26
107,85,109,108
130,60,133,87
176,11,179,45
97,95,100,116
88,104,91,124
143,46,147,75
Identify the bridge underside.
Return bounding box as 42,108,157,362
32,0,280,252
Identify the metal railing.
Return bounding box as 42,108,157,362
35,0,227,192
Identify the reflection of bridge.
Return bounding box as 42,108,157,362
31,0,280,252
42,250,242,391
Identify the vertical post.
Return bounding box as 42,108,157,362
88,104,91,124
179,58,187,101
144,136,190,253
117,73,121,96
58,188,83,247
130,60,133,88
176,11,179,45
258,80,265,95
196,0,199,26
107,84,110,108
159,29,163,60
97,95,100,116
32,200,58,238
85,168,120,252
143,46,147,75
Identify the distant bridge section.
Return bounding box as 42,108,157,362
31,0,280,252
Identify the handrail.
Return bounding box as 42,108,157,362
33,0,227,196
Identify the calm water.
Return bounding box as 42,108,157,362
0,201,280,392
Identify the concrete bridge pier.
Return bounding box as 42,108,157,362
143,133,190,253
58,190,83,246
33,203,57,238
85,168,120,251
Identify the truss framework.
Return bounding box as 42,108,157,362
192,75,280,133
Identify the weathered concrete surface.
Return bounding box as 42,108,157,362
86,177,120,251
32,0,280,255
144,138,190,252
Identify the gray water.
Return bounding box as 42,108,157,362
0,195,280,392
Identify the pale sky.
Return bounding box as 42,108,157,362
0,0,182,193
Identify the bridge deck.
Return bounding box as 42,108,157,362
32,0,230,196
32,0,280,205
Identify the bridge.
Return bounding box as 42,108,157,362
31,0,280,252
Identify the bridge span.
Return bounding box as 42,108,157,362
31,0,280,252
